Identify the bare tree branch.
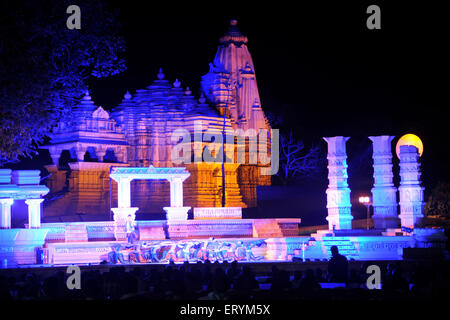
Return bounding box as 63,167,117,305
277,130,320,184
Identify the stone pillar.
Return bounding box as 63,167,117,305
0,199,14,229
110,177,139,240
74,146,85,162
48,147,61,166
96,148,106,162
324,136,352,230
117,177,132,208
399,145,425,228
25,199,44,229
369,136,399,229
164,177,191,221
169,177,184,207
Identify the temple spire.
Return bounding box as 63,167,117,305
173,79,181,88
157,68,165,80
219,19,248,45
201,20,269,131
83,90,91,100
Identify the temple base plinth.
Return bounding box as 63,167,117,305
163,207,191,221
111,207,139,240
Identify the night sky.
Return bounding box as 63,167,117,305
87,2,448,196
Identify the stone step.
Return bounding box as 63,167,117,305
65,224,88,242
321,237,360,259
252,220,283,238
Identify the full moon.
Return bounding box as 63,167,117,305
395,134,423,159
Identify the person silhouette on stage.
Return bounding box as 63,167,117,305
327,246,348,283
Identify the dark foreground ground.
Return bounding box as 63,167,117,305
1,259,449,301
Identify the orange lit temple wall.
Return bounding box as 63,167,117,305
43,161,266,217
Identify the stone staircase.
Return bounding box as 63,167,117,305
382,228,406,236
139,225,166,240
320,237,360,260
252,219,283,238
65,224,88,242
310,230,360,260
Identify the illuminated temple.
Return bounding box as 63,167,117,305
40,20,271,218
0,21,446,268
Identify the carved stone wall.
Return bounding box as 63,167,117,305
398,145,425,228
369,136,399,229
324,136,353,230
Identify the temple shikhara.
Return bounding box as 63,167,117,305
40,20,271,218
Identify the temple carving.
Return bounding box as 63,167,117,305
40,20,271,218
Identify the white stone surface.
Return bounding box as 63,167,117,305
164,206,191,221
0,198,13,229
324,136,352,230
25,199,44,229
11,170,41,185
369,136,399,229
398,145,425,228
110,166,191,224
0,170,48,229
193,207,242,220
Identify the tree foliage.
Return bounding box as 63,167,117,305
425,182,450,219
0,0,126,164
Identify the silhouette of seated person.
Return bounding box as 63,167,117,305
327,246,348,283
108,245,125,264
383,263,409,292
297,269,321,291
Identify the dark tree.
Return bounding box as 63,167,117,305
266,112,321,184
425,182,450,220
278,130,320,184
0,0,126,164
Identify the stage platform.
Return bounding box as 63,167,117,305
39,218,302,242
1,218,447,267
41,233,427,265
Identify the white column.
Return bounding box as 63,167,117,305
110,176,139,240
399,145,425,229
369,136,399,229
74,146,85,161
0,198,14,229
25,199,44,229
164,176,190,221
48,147,61,166
117,177,132,208
324,136,353,230
96,148,106,162
169,177,184,207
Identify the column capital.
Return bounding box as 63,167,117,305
167,176,188,183
0,198,14,205
96,148,107,161
25,198,45,205
324,136,350,157
368,135,395,143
